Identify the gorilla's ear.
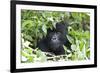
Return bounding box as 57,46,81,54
56,21,68,35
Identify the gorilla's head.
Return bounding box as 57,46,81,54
46,22,67,50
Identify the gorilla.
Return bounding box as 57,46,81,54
37,21,71,55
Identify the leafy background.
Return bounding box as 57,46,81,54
21,9,90,63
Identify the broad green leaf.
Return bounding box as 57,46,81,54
67,35,74,44
71,44,76,51
42,24,47,34
63,45,67,54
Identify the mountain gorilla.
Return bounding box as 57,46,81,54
37,21,71,55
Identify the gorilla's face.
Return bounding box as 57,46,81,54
46,31,65,50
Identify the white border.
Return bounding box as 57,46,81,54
16,4,94,69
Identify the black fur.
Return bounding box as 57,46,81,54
37,22,71,55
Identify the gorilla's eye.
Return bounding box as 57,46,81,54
52,36,57,40
56,32,61,35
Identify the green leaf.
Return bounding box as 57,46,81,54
63,45,67,54
22,20,33,28
67,35,74,44
42,24,47,34
79,40,84,51
86,48,90,58
71,44,76,51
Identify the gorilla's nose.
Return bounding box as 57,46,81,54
52,34,58,41
52,37,57,40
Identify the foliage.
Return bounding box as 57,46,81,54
21,10,90,63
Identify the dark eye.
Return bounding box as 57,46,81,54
56,32,62,36
52,36,57,40
57,32,60,34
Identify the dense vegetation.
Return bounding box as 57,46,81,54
21,10,90,63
